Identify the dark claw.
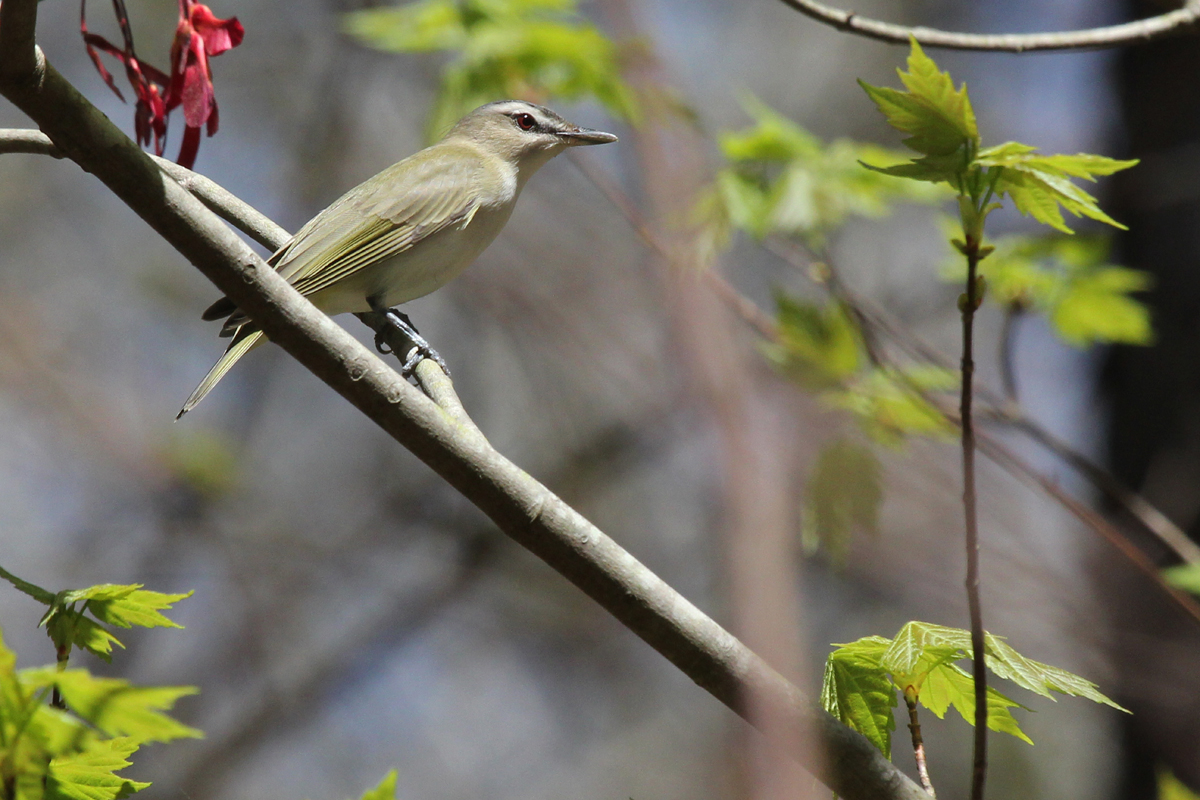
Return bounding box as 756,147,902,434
369,303,451,378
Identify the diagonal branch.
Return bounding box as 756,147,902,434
775,0,1200,52
0,4,926,797
0,128,291,249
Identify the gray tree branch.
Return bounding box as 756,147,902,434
775,0,1200,52
0,3,926,797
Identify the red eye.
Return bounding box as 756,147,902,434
515,113,536,131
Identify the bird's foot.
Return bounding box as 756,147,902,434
373,307,451,378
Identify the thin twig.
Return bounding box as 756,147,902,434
0,128,290,250
774,0,1200,52
567,151,780,342
762,235,1200,567
0,128,64,155
1003,417,1200,565
155,158,289,250
904,690,936,798
974,428,1200,625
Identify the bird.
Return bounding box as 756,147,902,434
177,100,618,418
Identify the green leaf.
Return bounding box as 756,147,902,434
860,41,1135,239
46,738,150,800
1023,152,1139,180
981,634,1127,711
919,663,1033,745
719,96,821,163
715,169,775,240
822,620,1127,762
1163,564,1200,596
0,565,56,605
697,98,951,250
0,630,56,778
342,2,468,52
875,621,1127,711
1051,265,1153,346
23,582,193,661
766,298,863,389
977,145,1138,233
32,669,203,743
894,39,978,147
821,639,897,758
1159,766,1200,800
57,585,139,605
689,185,734,266
344,0,637,139
859,153,965,185
802,439,883,562
86,589,193,631
44,612,123,663
2,633,105,800
829,635,893,661
882,622,967,678
825,367,956,446
857,39,977,183
358,770,400,800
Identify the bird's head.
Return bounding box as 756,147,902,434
446,101,618,176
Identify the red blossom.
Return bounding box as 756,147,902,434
80,0,242,168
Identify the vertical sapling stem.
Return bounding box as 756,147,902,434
904,686,936,797
956,179,994,800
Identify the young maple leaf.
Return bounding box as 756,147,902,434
857,38,979,184
859,40,1138,234
976,143,1139,233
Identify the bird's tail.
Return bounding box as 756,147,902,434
176,327,265,420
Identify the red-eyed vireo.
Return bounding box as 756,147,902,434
177,100,617,418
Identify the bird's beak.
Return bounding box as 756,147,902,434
558,127,619,146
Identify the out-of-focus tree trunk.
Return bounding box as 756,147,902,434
1104,2,1200,792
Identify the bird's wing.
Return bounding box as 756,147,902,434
277,146,492,300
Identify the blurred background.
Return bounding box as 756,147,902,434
1,0,1198,797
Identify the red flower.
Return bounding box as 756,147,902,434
81,0,242,168
165,0,244,167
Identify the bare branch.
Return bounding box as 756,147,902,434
0,127,290,249
0,5,926,797
0,127,63,155
568,151,780,342
975,429,1200,625
1002,414,1200,566
154,158,289,250
775,0,1200,52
